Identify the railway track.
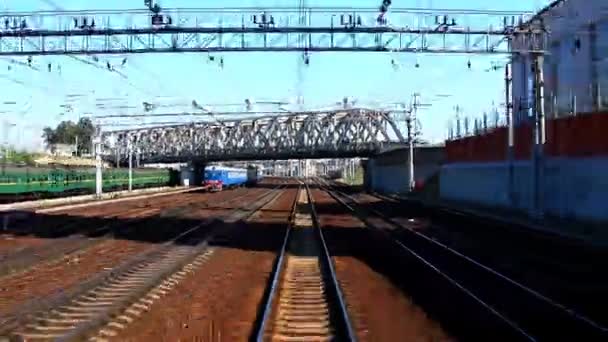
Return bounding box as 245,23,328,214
253,183,355,341
0,188,250,278
316,178,608,341
0,185,285,340
366,190,608,327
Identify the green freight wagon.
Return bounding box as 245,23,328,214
0,165,178,203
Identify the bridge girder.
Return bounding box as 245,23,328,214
102,109,406,163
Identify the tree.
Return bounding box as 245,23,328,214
41,118,95,155
42,127,57,147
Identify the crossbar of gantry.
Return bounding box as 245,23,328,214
0,7,547,55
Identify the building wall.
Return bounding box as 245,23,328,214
365,146,444,194
512,0,608,124
440,1,608,227
440,157,608,222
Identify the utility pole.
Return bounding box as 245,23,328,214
505,63,515,206
296,0,308,111
532,53,546,218
2,120,16,176
406,93,420,192
94,123,103,198
128,138,133,192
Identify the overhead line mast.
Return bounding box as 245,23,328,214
297,0,308,111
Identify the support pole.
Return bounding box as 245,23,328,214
407,120,414,191
94,126,103,199
406,106,416,192
506,63,515,206
2,121,7,177
532,53,546,218
128,139,133,192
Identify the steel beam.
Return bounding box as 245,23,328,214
0,7,546,55
101,108,405,163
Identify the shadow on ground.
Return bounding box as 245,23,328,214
0,183,606,340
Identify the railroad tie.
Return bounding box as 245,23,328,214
267,189,334,341
90,248,216,340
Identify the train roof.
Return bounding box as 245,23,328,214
204,165,247,172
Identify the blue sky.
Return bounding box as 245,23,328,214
0,0,551,151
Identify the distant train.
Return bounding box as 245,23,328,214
203,165,263,191
0,165,177,204
326,169,343,180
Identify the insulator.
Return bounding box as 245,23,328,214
357,16,362,26
467,60,472,69
252,15,257,24
151,14,163,25
261,13,266,24
82,17,88,28
48,63,52,72
451,18,456,26
91,19,95,28
269,16,274,26
167,16,172,25
340,15,345,26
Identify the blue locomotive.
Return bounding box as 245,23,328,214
204,166,247,192
203,165,264,191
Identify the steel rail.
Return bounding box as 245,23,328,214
252,182,357,341
57,184,288,341
320,180,608,339
313,179,532,340
0,185,283,338
252,183,301,342
305,181,357,341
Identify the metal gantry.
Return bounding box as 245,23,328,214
101,108,405,163
0,7,547,55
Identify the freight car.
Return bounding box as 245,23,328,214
204,166,248,192
246,165,264,186
0,165,177,204
326,169,343,180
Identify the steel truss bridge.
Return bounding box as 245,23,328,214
0,7,547,55
101,109,406,163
